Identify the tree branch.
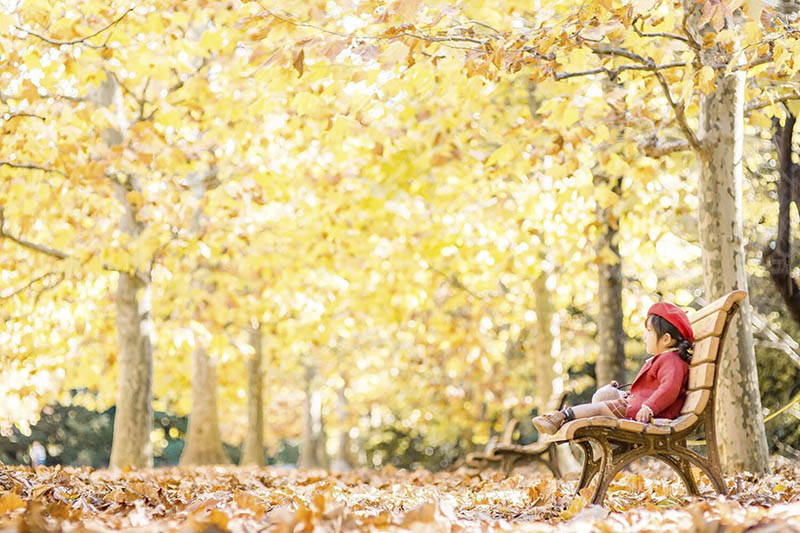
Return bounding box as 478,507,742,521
633,17,690,45
0,271,62,300
590,44,652,63
681,1,702,50
553,43,702,152
1,113,47,123
639,136,692,158
108,71,152,122
167,57,210,94
652,69,702,152
745,91,800,113
555,61,685,80
734,54,773,71
15,7,134,47
0,161,66,176
0,228,70,260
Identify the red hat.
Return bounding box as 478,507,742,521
647,302,694,344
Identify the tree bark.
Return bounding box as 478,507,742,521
180,347,230,465
533,273,555,410
763,113,800,324
179,169,229,466
241,324,265,466
330,384,354,470
595,183,626,386
103,71,153,469
532,269,581,474
109,266,154,469
299,364,329,469
694,40,770,473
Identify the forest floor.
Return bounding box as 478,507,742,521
1,457,799,532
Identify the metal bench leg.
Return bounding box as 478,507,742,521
547,444,561,479
501,454,520,477
671,446,727,496
656,453,700,496
588,441,644,505
576,440,600,490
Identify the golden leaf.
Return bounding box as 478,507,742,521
698,66,716,95
293,49,304,78
486,144,515,167
382,40,410,66
0,492,26,513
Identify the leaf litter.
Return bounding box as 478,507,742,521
0,457,799,532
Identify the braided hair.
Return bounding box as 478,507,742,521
647,314,694,363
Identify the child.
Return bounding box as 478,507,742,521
533,301,694,435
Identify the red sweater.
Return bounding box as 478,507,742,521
625,350,689,420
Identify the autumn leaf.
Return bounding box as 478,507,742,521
486,144,515,167
382,40,410,66
0,492,26,513
293,49,304,78
698,66,717,95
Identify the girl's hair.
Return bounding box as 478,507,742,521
647,314,694,363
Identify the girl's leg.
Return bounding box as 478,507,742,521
570,401,616,419
533,401,617,435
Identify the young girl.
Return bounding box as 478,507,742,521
533,301,695,435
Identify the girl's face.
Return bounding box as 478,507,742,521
644,316,673,355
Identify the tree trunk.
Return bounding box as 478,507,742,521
109,270,154,468
595,178,626,386
532,268,580,474
533,273,555,410
179,169,229,466
241,324,265,466
330,384,353,470
695,39,770,473
763,113,800,323
180,347,229,465
108,178,154,468
299,365,328,469
92,73,154,470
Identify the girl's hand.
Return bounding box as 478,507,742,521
635,405,653,423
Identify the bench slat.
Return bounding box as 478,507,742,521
618,419,646,433
691,336,720,366
681,389,710,415
687,290,747,323
552,416,619,441
692,311,727,343
687,363,715,390
644,423,672,435
671,413,699,433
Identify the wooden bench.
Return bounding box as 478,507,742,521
464,417,520,471
545,290,747,504
466,391,569,477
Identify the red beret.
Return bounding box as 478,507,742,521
648,302,694,344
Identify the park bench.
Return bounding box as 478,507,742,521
466,390,569,477
464,417,520,471
546,290,747,505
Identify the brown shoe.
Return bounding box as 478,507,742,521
533,411,566,435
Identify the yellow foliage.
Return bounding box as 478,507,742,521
697,66,716,95
0,0,793,448
486,144,515,167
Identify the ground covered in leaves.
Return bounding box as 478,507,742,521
1,458,799,532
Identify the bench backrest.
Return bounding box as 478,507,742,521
499,418,519,446
547,389,569,413
679,290,747,418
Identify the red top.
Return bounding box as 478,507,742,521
625,350,689,420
